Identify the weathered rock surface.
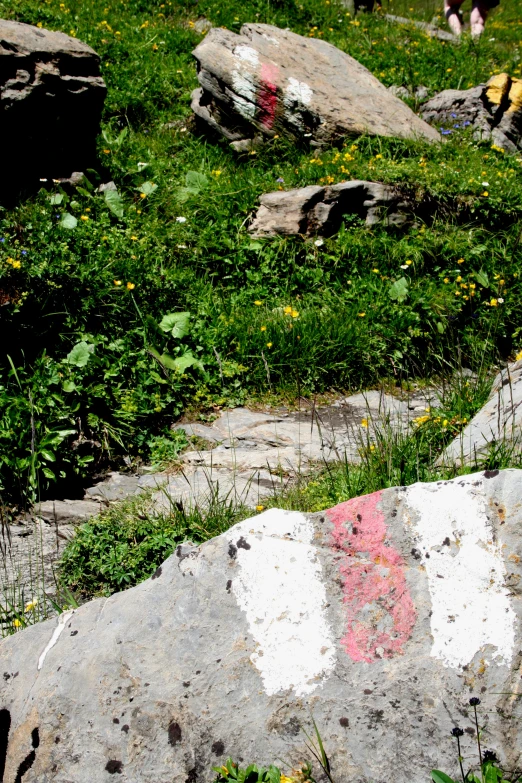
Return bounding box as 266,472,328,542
249,180,413,236
440,360,522,466
191,23,440,148
422,73,522,152
0,19,106,192
2,470,522,782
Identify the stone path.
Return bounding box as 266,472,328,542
1,388,435,621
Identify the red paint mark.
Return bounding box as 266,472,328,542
327,491,416,663
258,62,279,129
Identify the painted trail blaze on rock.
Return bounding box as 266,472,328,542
327,492,416,663
258,62,279,129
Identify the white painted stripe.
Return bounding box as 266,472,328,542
234,45,260,66
284,77,313,107
231,509,336,696
37,609,76,671
405,476,515,669
231,70,257,119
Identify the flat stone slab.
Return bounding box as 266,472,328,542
440,359,522,466
2,470,522,782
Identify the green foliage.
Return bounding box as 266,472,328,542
58,490,249,598
1,0,522,505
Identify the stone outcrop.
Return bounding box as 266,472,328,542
421,73,522,152
191,23,440,148
249,180,413,236
0,19,106,194
440,359,522,466
2,470,522,782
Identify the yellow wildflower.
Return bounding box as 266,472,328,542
266,342,273,348
457,258,464,264
13,619,22,628
361,418,368,428
490,298,498,306
456,275,462,282
406,259,412,265
114,280,122,286
24,600,38,612
516,351,522,361
126,282,136,290
260,325,267,332
291,309,299,318
131,235,138,241
103,149,111,154
358,312,366,317
372,268,379,273
80,215,89,221
375,154,383,159
152,43,159,51
256,505,265,512
284,305,292,314
481,191,489,197
254,300,262,306
443,278,449,284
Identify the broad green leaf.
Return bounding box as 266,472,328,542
66,341,94,368
475,269,489,288
59,212,78,229
185,170,209,189
76,187,92,199
172,353,204,373
437,321,445,334
158,312,191,339
470,244,487,256
40,449,56,462
62,380,76,392
49,193,63,205
42,467,56,480
431,771,457,783
138,181,158,196
150,370,167,384
104,188,125,218
248,241,263,251
388,276,409,302
176,186,199,203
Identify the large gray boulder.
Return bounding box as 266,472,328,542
421,73,522,153
249,180,413,236
191,23,440,148
2,470,522,782
0,19,106,193
440,359,522,466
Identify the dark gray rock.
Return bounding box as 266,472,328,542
0,19,106,194
249,180,413,236
191,23,440,148
422,73,522,152
2,470,522,782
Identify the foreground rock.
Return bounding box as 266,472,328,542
249,180,413,236
422,73,522,152
2,470,522,781
440,359,522,466
0,19,106,194
191,23,440,148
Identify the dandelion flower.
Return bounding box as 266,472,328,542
266,342,273,348
260,325,267,331
291,309,299,318
481,191,489,197
406,259,412,265
103,149,111,154
130,235,138,241
256,505,265,512
284,306,292,314
24,600,38,612
358,312,366,317
456,276,462,282
361,418,368,428
13,619,22,628
443,278,449,283
80,215,89,221
126,282,136,290
372,268,379,273
516,351,522,361
114,280,122,286
254,300,262,306
457,258,464,264
490,298,498,306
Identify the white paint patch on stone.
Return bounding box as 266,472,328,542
37,609,76,671
405,476,516,669
234,45,260,66
231,508,335,696
284,77,313,107
231,70,257,119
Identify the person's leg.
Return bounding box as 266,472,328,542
444,0,464,35
470,0,489,37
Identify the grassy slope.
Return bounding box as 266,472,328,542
1,0,522,504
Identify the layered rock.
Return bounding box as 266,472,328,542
421,73,522,152
191,23,440,148
2,470,522,782
0,19,106,193
440,359,522,465
249,180,413,236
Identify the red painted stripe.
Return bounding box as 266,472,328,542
327,491,416,663
258,62,279,129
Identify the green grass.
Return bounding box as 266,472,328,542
1,0,522,505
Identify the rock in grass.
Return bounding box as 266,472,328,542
2,470,522,782
0,19,106,194
249,180,413,236
191,23,440,148
439,359,522,466
421,73,522,152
